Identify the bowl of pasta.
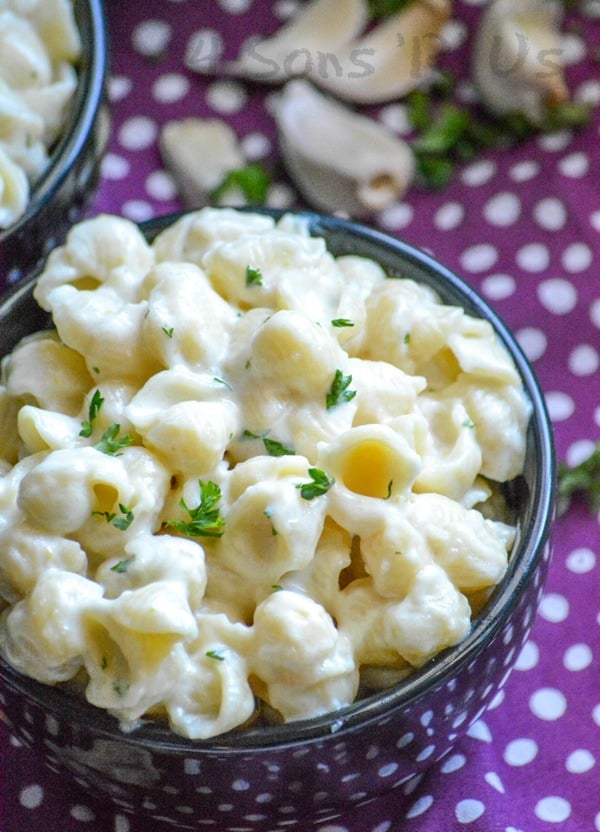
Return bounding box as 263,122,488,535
0,207,555,829
0,0,108,294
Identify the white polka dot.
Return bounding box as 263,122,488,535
509,159,540,182
545,391,575,422
206,79,248,114
440,753,467,774
132,19,172,57
265,181,296,209
406,794,434,818
145,169,177,201
433,201,465,231
576,79,600,105
566,749,596,774
516,327,547,362
108,75,132,102
535,796,571,823
379,202,414,230
121,200,155,222
537,278,578,314
378,103,412,135
561,33,587,64
515,640,539,671
558,151,590,178
378,762,399,777
538,130,572,152
455,799,485,823
460,243,498,273
516,242,550,272
461,159,496,186
19,784,44,809
590,210,600,232
483,192,521,227
484,772,504,793
591,297,600,328
533,197,567,231
70,804,96,822
118,116,158,151
567,439,598,468
538,592,569,623
529,687,568,721
467,720,492,743
240,131,271,160
480,273,515,300
274,0,299,18
100,153,130,180
593,703,600,727
563,643,593,671
562,241,593,273
566,546,596,573
504,737,538,767
153,73,190,103
569,343,599,376
114,815,131,832
218,0,252,12
185,29,224,72
488,689,505,710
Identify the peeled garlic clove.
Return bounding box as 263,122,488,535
221,0,368,83
308,0,452,104
472,0,569,124
159,118,245,207
273,80,415,217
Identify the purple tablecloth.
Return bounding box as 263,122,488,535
2,1,600,830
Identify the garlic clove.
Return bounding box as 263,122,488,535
219,0,369,84
472,0,569,125
307,0,452,104
272,79,415,217
159,118,245,207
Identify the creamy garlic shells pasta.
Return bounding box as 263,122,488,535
0,0,81,228
0,208,531,739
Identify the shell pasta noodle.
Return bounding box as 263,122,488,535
0,208,531,739
0,0,81,228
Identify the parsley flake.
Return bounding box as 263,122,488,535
206,649,225,661
165,480,225,538
209,162,270,205
94,424,133,456
110,557,134,573
296,468,334,500
243,429,295,457
326,369,357,409
162,326,174,338
246,265,263,287
331,318,355,328
80,389,104,437
557,442,600,516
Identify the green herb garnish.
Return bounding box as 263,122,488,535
326,369,356,409
93,505,134,532
162,326,174,338
110,557,134,573
368,0,415,18
206,649,225,661
80,389,104,437
296,468,334,500
557,443,600,516
165,480,225,538
246,265,263,287
209,162,270,204
94,424,133,456
243,429,295,457
331,318,355,328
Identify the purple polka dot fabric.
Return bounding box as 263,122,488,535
1,1,600,830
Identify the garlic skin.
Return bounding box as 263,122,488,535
306,0,452,104
272,80,415,217
159,119,245,208
221,0,368,84
472,0,569,125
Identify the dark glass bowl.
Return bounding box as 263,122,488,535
0,0,109,295
0,210,555,830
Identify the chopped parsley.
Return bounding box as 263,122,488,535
93,505,135,531
110,556,134,573
213,376,232,390
79,389,104,437
243,429,295,457
296,468,334,500
206,649,225,661
331,318,355,328
165,479,225,538
209,162,270,205
368,0,416,18
94,424,133,456
246,265,263,287
326,369,356,409
162,326,174,338
557,442,600,516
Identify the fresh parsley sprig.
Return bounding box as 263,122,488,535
557,443,600,516
326,369,356,409
92,504,135,531
209,162,270,205
165,479,226,538
246,265,263,287
296,468,334,500
243,429,295,457
94,424,133,456
80,389,104,437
